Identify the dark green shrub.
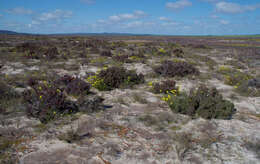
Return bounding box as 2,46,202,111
130,51,146,59
123,70,145,87
55,75,91,96
44,47,59,60
112,54,132,63
0,128,27,163
24,51,41,59
173,48,184,57
218,67,259,96
111,41,128,48
190,44,209,49
152,80,178,94
0,80,19,114
98,67,126,89
65,77,91,96
15,42,42,59
128,51,146,63
56,75,74,85
156,48,171,56
27,77,39,87
77,96,105,113
15,42,41,53
236,81,260,97
0,81,17,100
154,60,199,77
85,39,108,49
99,67,144,90
88,67,144,91
100,50,113,57
165,85,236,119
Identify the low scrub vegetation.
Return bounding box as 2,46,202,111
162,85,236,119
0,79,20,114
112,54,132,63
218,66,260,96
87,66,144,91
56,75,91,96
154,60,199,77
23,80,79,123
151,80,179,94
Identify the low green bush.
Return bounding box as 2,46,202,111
163,85,236,119
218,66,259,96
87,66,144,91
0,80,20,114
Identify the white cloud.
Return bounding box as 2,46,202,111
38,9,72,21
166,0,192,10
210,14,219,19
162,22,179,26
28,9,72,28
6,7,33,15
183,26,191,29
97,19,106,23
108,10,146,22
123,21,143,28
159,17,179,26
109,15,121,22
159,17,171,21
200,0,219,2
80,0,95,4
216,2,260,14
220,20,229,25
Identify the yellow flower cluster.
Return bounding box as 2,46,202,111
86,75,105,89
224,75,233,85
159,48,166,53
161,86,180,105
129,56,140,60
173,59,182,63
218,66,231,72
148,81,153,86
161,94,172,102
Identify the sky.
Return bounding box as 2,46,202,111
0,0,259,35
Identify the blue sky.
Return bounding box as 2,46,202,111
0,0,259,35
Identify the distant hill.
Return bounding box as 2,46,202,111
0,30,259,37
0,30,153,36
0,30,19,35
49,32,154,36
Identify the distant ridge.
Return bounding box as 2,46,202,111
0,30,153,36
49,32,154,36
0,30,32,35
0,30,260,37
0,30,19,35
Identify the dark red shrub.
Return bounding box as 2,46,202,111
45,47,59,60
100,50,113,57
23,82,78,123
112,54,132,63
154,60,199,77
153,80,177,94
65,78,91,95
